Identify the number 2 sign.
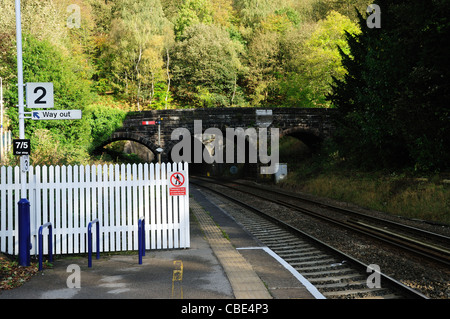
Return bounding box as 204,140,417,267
26,82,54,108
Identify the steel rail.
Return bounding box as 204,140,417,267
190,179,428,299
192,177,450,267
231,179,450,243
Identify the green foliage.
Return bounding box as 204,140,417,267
85,97,127,150
328,0,450,171
3,35,94,160
236,0,283,28
1,0,376,113
29,129,90,166
174,0,213,39
104,0,172,109
171,23,244,107
3,0,446,174
250,11,359,107
299,11,360,106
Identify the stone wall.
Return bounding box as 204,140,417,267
97,108,338,161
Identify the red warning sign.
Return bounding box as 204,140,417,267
170,172,185,187
170,188,186,196
169,172,186,196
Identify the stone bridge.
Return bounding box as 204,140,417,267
96,108,338,165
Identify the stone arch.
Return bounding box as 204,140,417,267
93,132,168,161
280,127,323,151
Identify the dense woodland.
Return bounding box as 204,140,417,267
0,0,448,172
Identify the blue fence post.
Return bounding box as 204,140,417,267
88,219,100,268
138,217,145,265
38,222,53,271
18,198,31,267
143,220,145,257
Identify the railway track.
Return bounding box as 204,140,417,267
191,178,429,299
193,177,450,268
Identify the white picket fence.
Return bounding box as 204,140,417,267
0,162,190,256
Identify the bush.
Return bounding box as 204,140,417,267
85,97,127,151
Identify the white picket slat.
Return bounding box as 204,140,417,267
0,167,6,252
149,163,156,249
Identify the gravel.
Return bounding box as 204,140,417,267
199,182,450,299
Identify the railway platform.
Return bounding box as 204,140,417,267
0,187,321,300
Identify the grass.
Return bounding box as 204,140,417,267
277,136,450,225
281,172,449,224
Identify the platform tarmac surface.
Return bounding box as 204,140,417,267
0,186,320,299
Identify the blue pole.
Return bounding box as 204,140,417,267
88,222,92,268
38,226,43,271
138,218,145,264
88,219,99,268
48,225,53,263
95,221,100,260
138,219,142,265
18,198,30,266
142,220,145,257
38,223,52,271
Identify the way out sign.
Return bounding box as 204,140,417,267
32,110,82,120
169,171,187,196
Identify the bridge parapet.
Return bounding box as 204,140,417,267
97,108,338,160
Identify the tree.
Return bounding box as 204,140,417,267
328,0,450,171
211,0,235,27
310,0,372,21
174,0,213,39
171,23,244,107
244,30,281,106
235,0,284,27
298,11,360,107
106,0,172,109
261,7,301,34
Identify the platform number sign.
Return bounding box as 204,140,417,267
26,83,54,108
13,139,31,155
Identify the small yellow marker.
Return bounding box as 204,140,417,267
172,260,183,299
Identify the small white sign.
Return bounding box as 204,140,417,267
20,155,29,173
256,109,272,116
31,110,82,120
26,82,54,108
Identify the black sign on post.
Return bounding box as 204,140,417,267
13,139,31,155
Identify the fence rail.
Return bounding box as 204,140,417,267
0,162,190,256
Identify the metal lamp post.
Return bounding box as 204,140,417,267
15,0,31,266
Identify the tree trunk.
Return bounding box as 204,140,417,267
136,46,143,111
231,74,237,106
165,47,171,109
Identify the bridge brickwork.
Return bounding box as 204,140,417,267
98,108,338,162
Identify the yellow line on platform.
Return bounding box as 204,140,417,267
190,199,272,299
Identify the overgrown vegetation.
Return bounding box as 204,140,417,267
0,0,371,166
0,0,448,175
328,0,450,172
278,137,450,225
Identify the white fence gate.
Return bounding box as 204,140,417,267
0,162,190,256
